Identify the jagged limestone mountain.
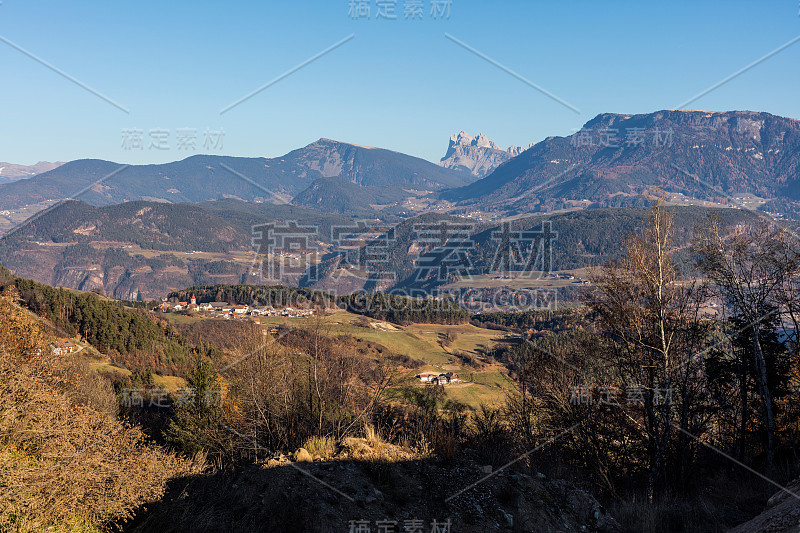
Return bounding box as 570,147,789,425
438,131,533,178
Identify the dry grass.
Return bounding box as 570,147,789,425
302,436,336,460
338,437,416,463
364,422,382,447
0,289,203,532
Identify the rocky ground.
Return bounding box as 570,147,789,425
730,478,800,533
123,437,619,532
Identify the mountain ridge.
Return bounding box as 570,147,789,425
0,139,473,213
442,109,800,215
0,160,64,183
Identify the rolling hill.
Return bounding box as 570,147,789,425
291,176,408,215
0,199,353,300
0,139,472,213
307,205,764,297
2,197,763,301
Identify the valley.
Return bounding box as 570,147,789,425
1,109,799,533
6,2,800,531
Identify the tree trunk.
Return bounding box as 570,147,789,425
739,353,748,462
678,378,690,487
752,329,775,467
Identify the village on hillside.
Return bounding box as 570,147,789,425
156,294,316,322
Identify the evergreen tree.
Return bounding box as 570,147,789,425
165,354,225,457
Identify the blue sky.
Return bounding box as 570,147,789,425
1,0,799,165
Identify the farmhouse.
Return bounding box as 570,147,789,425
417,372,439,383
50,340,75,356
417,371,460,385
434,372,459,385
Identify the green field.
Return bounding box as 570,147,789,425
88,306,520,408
260,310,519,408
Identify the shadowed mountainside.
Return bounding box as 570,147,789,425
443,110,800,215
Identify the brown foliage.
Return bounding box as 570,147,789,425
0,289,202,531
216,321,396,457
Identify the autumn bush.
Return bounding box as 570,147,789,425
0,288,202,532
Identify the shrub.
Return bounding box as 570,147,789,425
302,436,336,460
0,288,201,532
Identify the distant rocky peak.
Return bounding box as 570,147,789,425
449,131,500,151
440,131,532,178
0,160,65,183
507,143,535,156
450,131,470,144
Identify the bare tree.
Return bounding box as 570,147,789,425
587,200,706,499
693,217,800,466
